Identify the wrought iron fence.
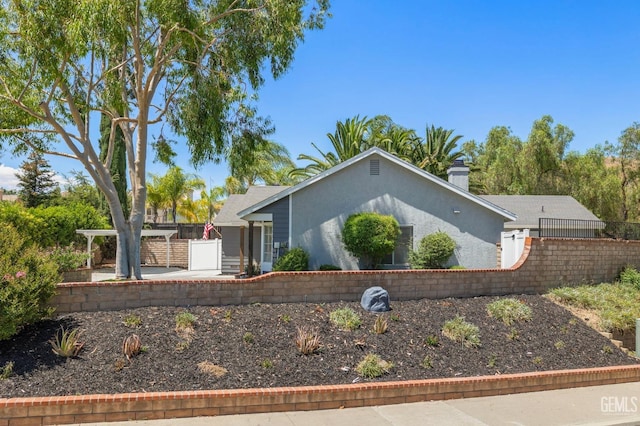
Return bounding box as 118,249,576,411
539,218,640,240
145,223,222,240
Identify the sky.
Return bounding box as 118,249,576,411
2,1,640,193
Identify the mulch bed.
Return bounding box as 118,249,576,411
0,294,637,398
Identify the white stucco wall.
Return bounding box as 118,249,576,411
290,153,505,270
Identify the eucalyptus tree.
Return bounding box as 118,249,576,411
606,123,640,221
0,0,329,278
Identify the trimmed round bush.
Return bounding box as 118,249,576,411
342,212,400,269
409,231,455,269
273,247,309,271
0,223,59,340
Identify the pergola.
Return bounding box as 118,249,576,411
76,229,178,268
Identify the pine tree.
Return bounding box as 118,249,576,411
15,151,59,207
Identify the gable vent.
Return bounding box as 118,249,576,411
370,159,380,175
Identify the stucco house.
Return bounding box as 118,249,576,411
215,148,516,273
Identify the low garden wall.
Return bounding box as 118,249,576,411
2,365,639,425
53,238,640,313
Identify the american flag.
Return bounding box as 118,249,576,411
203,222,214,240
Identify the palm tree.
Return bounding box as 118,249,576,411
228,139,296,188
155,167,205,223
291,115,373,179
412,125,465,179
199,186,226,222
146,174,166,223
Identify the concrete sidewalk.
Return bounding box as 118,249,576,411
79,382,640,426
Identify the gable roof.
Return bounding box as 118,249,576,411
481,195,599,229
214,185,290,226
238,147,517,221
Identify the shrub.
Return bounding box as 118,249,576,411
409,231,455,269
197,361,228,377
32,203,109,247
295,326,321,355
319,264,341,271
342,212,400,269
273,247,309,271
123,314,142,328
243,332,255,344
0,223,59,340
421,355,433,369
50,327,84,357
486,298,532,325
49,246,90,272
122,334,142,360
372,315,388,334
329,307,362,331
175,312,197,330
0,361,14,380
442,315,481,348
355,353,393,378
619,266,640,290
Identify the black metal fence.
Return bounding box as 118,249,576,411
145,223,222,240
539,218,640,240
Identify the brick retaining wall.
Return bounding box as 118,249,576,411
53,238,640,313
2,365,639,425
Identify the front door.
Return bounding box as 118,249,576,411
261,223,273,272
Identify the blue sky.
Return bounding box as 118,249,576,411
2,1,640,192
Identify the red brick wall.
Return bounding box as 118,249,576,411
2,366,639,425
53,238,640,313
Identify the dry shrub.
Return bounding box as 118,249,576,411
197,361,228,378
295,326,321,355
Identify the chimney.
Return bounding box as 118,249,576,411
447,159,469,191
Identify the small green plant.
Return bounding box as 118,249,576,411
175,312,197,329
280,314,291,323
390,313,400,322
602,345,614,354
123,314,142,328
409,231,455,269
486,298,532,325
533,356,543,365
261,359,274,369
424,335,440,347
487,354,498,368
243,332,255,344
507,328,520,341
224,310,233,322
421,355,433,369
114,359,126,371
295,326,321,355
372,315,388,334
273,247,310,271
50,327,84,357
329,307,362,331
554,340,565,350
442,316,481,348
356,353,393,378
0,361,14,380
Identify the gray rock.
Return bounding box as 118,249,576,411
360,286,390,312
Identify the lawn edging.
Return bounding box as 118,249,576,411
2,365,639,425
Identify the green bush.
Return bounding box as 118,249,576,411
318,264,341,271
329,307,362,331
355,353,393,378
273,247,309,271
442,315,481,348
619,266,640,290
409,231,455,269
342,212,400,269
0,223,59,340
49,246,91,272
486,298,532,325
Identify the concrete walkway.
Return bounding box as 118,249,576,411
91,266,236,281
78,382,640,426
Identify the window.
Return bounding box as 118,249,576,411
383,226,413,266
262,223,273,264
